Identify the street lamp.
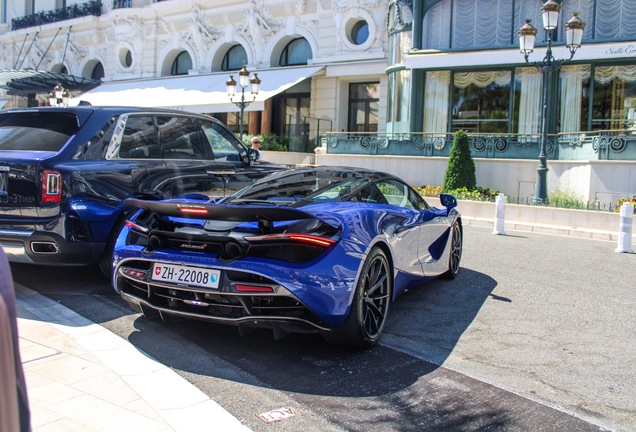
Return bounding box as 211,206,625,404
518,0,586,204
48,83,70,107
226,66,261,141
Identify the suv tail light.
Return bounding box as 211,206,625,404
42,171,61,203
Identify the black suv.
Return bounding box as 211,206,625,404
0,106,283,274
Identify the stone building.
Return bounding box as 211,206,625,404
0,0,391,149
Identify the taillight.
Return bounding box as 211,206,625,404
41,171,61,203
247,234,336,247
180,208,208,214
235,284,274,292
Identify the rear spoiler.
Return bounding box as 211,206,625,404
123,199,342,229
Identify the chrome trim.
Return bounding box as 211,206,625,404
0,229,34,236
207,171,236,175
2,245,34,263
30,242,60,254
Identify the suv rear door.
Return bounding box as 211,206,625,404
0,110,85,218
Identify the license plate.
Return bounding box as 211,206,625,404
152,263,220,289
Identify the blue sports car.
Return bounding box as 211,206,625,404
112,167,462,348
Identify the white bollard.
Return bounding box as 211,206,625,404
492,193,506,235
615,201,634,253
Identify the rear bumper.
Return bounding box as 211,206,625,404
0,230,105,265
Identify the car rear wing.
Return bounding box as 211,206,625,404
123,198,343,229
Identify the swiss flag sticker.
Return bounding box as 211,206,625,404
155,267,161,275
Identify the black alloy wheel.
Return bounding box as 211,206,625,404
323,247,392,348
444,221,462,279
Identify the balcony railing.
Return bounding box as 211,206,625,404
112,0,132,9
323,130,636,161
12,1,102,31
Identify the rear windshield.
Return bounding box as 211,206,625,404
0,112,80,152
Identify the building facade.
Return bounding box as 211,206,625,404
0,0,392,149
378,0,636,161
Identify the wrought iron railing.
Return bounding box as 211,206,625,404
112,0,132,9
12,1,102,31
323,130,636,161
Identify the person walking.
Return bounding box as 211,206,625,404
251,136,264,161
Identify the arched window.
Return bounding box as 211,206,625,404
60,66,68,74
280,38,311,66
91,62,104,81
221,45,247,71
171,51,192,76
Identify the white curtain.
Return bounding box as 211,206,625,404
560,0,595,41
422,0,451,49
514,0,546,44
595,0,636,40
515,67,543,135
424,71,451,134
452,0,513,49
559,64,591,133
593,65,636,85
453,71,511,88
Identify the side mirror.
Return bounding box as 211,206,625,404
439,193,457,209
248,148,260,161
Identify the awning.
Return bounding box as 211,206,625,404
71,66,325,113
0,69,100,95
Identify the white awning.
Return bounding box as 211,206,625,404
71,66,324,113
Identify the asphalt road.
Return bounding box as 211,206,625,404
10,225,635,432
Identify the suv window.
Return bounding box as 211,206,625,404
199,120,243,162
118,116,160,159
0,112,80,152
157,116,210,160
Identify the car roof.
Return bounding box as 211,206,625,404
269,165,406,184
1,106,216,119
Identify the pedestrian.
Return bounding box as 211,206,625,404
251,136,264,161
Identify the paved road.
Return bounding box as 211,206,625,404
10,225,634,432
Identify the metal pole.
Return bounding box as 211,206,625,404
239,88,245,142
533,66,550,204
532,28,556,205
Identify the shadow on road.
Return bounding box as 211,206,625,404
122,267,497,399
384,268,499,365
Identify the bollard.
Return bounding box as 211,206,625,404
615,201,634,253
492,193,506,235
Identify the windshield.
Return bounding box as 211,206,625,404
0,112,80,152
224,169,372,207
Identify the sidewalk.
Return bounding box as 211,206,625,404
14,284,251,432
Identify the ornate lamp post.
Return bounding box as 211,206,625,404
518,0,586,204
226,66,261,141
48,83,70,107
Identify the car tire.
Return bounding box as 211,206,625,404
442,221,462,279
322,247,392,348
98,213,128,279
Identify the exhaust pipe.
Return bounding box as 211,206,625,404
30,242,59,254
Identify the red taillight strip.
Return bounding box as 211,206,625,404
235,284,274,292
180,208,208,214
41,170,61,203
246,234,336,247
125,220,149,233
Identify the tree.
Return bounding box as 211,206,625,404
443,130,476,191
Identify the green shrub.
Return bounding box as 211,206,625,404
443,130,476,191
